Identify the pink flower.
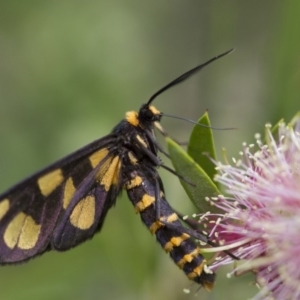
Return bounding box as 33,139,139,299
201,114,300,299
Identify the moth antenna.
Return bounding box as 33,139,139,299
146,49,234,106
162,113,236,131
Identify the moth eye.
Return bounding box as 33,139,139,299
145,110,153,119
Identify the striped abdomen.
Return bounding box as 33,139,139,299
124,169,215,291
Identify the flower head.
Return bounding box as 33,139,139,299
201,114,300,299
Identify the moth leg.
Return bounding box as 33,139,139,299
133,135,194,186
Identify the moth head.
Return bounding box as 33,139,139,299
138,104,162,125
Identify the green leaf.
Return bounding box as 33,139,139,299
187,112,217,182
167,137,221,214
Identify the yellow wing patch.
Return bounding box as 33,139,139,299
70,195,96,230
112,158,121,186
63,177,76,209
0,198,10,220
89,148,109,168
98,156,121,191
3,212,41,250
37,169,64,196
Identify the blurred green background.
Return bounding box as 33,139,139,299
0,1,299,300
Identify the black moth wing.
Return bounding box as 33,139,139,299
51,143,123,251
0,134,120,264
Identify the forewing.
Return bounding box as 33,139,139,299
0,135,118,264
52,154,122,250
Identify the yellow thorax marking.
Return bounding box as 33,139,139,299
126,111,139,126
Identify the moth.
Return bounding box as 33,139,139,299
0,49,232,291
